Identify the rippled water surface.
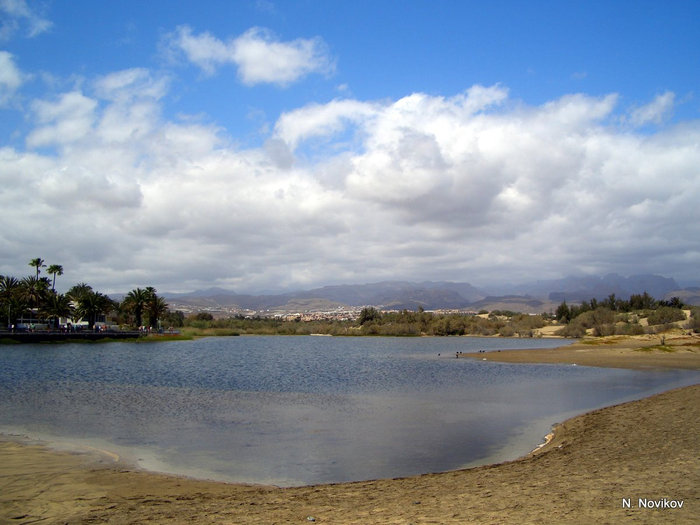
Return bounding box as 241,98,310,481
0,336,697,486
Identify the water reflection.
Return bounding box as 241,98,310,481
0,336,697,485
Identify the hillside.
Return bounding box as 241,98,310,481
161,274,697,314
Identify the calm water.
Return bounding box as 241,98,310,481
0,336,697,486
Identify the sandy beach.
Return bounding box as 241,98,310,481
1,338,698,524
464,333,700,370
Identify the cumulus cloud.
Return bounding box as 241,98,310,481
273,99,378,150
0,0,52,40
0,50,23,105
629,91,675,126
231,27,334,85
94,68,169,102
167,25,334,85
2,77,700,292
26,91,98,148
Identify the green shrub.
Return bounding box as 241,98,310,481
498,325,515,337
646,307,686,326
556,323,586,338
614,322,645,336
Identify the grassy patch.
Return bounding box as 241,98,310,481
138,333,195,342
635,345,676,353
580,338,618,345
179,327,240,338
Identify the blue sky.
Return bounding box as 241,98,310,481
1,0,699,293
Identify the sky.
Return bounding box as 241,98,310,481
1,0,699,294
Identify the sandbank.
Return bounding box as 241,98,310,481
464,333,700,370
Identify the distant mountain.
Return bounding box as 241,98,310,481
468,295,559,314
162,274,694,313
296,281,485,308
164,281,486,311
165,287,237,298
666,287,700,306
510,274,680,303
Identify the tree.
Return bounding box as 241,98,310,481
20,276,50,310
41,293,73,329
358,307,381,325
0,275,22,328
659,296,684,309
602,293,618,311
146,295,168,329
122,287,150,328
555,301,570,323
28,258,46,279
74,291,114,330
47,264,64,292
67,283,93,302
162,309,185,328
629,291,655,310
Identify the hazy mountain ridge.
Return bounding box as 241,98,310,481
160,274,699,312
163,281,485,311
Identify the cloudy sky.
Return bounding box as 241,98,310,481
1,0,699,293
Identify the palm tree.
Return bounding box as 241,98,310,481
17,276,49,327
47,264,64,292
20,276,50,310
0,275,21,328
74,291,114,330
123,287,150,328
67,283,93,302
146,295,168,330
41,292,73,329
29,258,46,279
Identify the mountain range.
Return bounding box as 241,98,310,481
163,274,700,313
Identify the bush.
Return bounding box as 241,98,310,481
689,308,700,333
614,322,645,336
556,323,586,338
498,325,515,337
646,307,686,326
593,323,616,337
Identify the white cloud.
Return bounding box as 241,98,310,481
26,91,98,147
94,68,169,102
167,25,230,75
231,27,334,86
0,50,23,105
274,99,378,150
4,79,700,292
0,0,52,40
167,25,334,86
629,91,675,126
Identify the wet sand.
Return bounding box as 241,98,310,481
464,333,700,370
1,338,699,524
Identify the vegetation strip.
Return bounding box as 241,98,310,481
2,257,698,341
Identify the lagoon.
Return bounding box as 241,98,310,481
0,336,697,486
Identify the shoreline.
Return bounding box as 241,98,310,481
2,337,699,523
463,333,700,370
2,384,698,523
